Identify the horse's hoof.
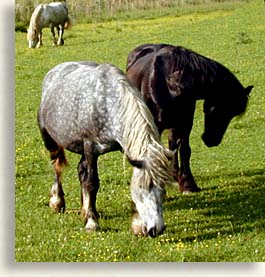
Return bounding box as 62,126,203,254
49,195,65,212
180,184,201,194
181,187,201,194
178,176,201,194
85,218,99,232
57,38,64,46
182,190,193,195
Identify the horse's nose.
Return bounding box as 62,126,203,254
148,221,166,237
201,133,221,147
148,227,157,238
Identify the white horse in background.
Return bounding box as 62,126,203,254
27,2,71,48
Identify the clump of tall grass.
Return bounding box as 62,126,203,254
15,0,247,27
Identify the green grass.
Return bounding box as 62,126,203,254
15,0,265,262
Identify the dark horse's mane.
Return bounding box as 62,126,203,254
128,43,245,101
161,45,244,99
175,47,219,77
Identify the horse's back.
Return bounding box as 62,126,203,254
126,43,170,71
41,2,69,26
42,61,97,86
126,53,154,91
47,1,68,13
39,62,126,150
126,43,177,87
41,61,108,108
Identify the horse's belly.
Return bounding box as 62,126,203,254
44,110,120,155
47,123,82,151
66,140,84,154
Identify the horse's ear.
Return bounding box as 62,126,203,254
165,148,175,161
166,71,183,97
245,85,253,95
128,158,145,169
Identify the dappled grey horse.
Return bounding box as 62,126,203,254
37,61,173,237
27,2,71,48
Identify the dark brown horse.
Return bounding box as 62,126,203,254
126,43,253,193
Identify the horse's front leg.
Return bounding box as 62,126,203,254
78,144,100,232
37,31,43,48
169,128,201,193
57,25,64,46
168,128,180,182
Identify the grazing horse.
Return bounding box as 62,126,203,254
37,61,173,237
27,2,71,48
126,43,253,193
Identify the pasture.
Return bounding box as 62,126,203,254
15,0,265,262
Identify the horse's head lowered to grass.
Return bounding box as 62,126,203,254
201,84,253,147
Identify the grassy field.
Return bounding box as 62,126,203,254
15,0,265,262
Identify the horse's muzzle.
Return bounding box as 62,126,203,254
146,224,166,238
202,133,222,147
148,227,157,238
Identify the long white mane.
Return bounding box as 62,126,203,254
117,77,173,189
28,4,43,32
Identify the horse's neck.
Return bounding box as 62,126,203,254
192,66,223,100
199,65,241,101
120,82,160,161
29,4,44,32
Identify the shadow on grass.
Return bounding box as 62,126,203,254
164,168,265,241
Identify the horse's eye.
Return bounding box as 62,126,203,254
204,105,216,114
209,106,216,114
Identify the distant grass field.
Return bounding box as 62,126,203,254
15,0,265,261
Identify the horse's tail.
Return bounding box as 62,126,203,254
64,15,72,29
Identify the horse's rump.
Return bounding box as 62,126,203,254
126,43,169,71
41,2,69,27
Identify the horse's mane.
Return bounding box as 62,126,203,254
117,74,172,189
180,47,247,99
173,46,245,90
174,46,219,78
29,4,44,31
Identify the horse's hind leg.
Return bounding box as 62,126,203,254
78,141,100,232
51,26,57,46
57,25,64,46
169,128,201,193
49,147,67,212
39,123,67,211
